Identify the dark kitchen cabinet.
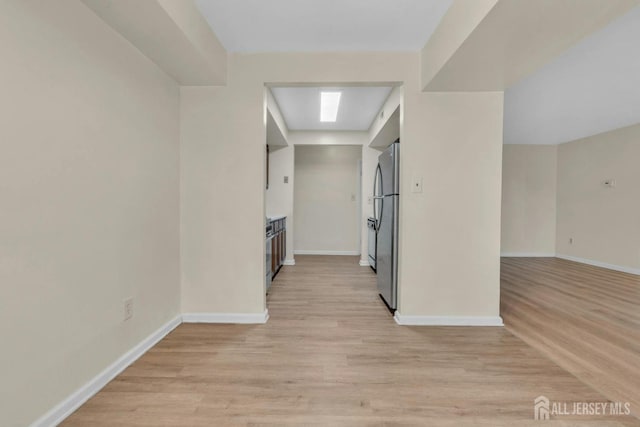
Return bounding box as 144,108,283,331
269,217,286,280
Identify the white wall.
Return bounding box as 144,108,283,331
556,123,640,270
501,145,557,255
180,52,503,320
0,2,180,426
399,91,503,317
294,145,362,254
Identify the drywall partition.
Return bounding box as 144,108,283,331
501,145,557,256
294,145,362,254
556,124,640,271
0,1,180,426
180,52,503,323
398,91,503,320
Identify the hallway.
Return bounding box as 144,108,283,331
63,256,638,426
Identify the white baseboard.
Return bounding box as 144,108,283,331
33,308,272,426
31,315,182,427
294,250,360,256
501,252,556,257
556,254,640,276
394,312,504,326
283,259,296,266
182,309,269,324
359,259,370,267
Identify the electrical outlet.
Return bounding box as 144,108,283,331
124,298,133,321
284,176,289,184
569,237,573,245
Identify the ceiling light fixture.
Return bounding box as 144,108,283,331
320,91,341,122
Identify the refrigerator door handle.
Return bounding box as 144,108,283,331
376,195,384,234
378,165,384,233
373,163,382,233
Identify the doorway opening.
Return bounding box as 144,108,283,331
264,83,402,311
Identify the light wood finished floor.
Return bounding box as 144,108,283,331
501,257,640,418
63,256,639,426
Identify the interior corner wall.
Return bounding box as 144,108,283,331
0,2,180,426
398,91,504,317
180,83,266,315
293,145,362,254
500,145,557,255
556,124,640,270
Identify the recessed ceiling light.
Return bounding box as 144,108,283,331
320,91,341,122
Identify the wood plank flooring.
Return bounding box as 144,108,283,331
501,257,640,418
63,256,639,426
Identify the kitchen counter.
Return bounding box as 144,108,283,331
268,215,286,221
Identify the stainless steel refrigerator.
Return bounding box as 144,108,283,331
373,140,399,311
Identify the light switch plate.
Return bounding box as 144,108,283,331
411,174,423,193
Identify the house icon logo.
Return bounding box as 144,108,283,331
534,395,550,420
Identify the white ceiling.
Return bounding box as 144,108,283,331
504,5,640,145
270,86,393,131
194,0,452,52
